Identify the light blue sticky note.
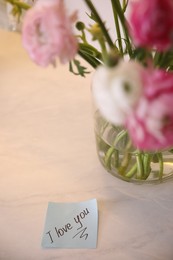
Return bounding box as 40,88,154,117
41,199,98,248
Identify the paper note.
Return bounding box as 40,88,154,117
41,199,98,248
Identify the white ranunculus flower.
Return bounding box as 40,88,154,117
92,60,143,125
92,65,127,125
110,60,143,111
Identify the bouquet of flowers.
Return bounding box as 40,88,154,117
5,0,173,182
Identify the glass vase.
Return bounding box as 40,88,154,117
94,110,173,184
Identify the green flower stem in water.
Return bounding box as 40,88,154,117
117,138,133,175
105,129,127,170
157,153,164,180
105,129,129,173
136,152,144,179
101,127,165,181
105,147,119,170
125,163,137,178
143,153,152,179
118,152,132,175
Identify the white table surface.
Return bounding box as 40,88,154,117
1,29,173,260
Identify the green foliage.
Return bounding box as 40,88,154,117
69,59,90,77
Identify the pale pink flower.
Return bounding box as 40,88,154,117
22,0,78,67
92,61,143,125
126,69,173,151
129,0,173,51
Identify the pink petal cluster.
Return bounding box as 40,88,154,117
129,0,173,51
22,0,78,67
126,69,173,151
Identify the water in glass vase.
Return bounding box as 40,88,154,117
94,110,173,184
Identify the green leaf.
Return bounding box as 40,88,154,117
69,59,90,77
79,43,102,60
86,11,97,23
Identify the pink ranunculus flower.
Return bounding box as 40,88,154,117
22,0,78,67
126,69,173,151
129,0,173,51
142,69,173,99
